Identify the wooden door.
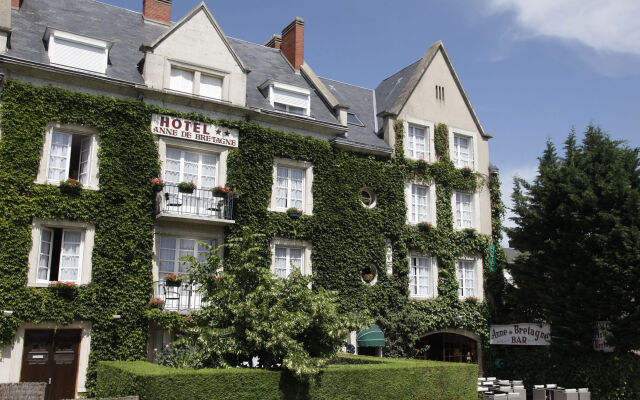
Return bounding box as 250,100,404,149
20,329,81,400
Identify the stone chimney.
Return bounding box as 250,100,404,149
280,17,304,70
265,34,281,50
11,0,21,8
143,0,172,25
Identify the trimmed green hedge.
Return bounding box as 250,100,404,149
96,356,478,400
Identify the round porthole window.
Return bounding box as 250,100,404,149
360,188,376,208
361,265,378,286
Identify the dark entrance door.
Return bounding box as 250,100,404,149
416,333,477,363
20,329,81,400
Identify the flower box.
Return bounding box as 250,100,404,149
286,208,303,219
49,281,78,297
211,186,232,197
463,228,476,238
164,273,186,287
149,297,165,310
177,181,196,194
152,178,166,192
461,167,473,178
416,222,433,232
416,159,428,171
59,178,82,194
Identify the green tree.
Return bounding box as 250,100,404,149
508,126,640,352
178,227,368,380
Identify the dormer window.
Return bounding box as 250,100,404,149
261,81,310,117
45,29,110,74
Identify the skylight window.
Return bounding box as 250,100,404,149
347,112,364,126
46,29,110,74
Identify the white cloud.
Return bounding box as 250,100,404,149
499,164,538,247
485,0,640,56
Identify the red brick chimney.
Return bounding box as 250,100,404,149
143,0,172,24
280,17,304,70
265,34,282,50
12,0,22,8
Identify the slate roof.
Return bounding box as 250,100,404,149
227,37,340,126
374,59,421,120
319,77,390,152
7,0,167,84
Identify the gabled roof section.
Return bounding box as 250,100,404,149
375,41,490,138
144,2,249,73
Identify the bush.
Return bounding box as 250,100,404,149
97,356,478,400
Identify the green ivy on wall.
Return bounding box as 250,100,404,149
0,80,501,392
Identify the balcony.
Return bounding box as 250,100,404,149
156,184,235,224
154,280,206,313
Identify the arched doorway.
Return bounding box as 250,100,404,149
415,330,482,372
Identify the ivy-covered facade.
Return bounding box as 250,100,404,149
0,0,502,397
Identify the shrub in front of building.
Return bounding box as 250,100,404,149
96,356,478,400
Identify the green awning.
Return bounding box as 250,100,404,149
357,324,385,347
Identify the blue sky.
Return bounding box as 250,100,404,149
104,0,640,242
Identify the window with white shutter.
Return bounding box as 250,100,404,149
170,68,194,94
47,31,109,74
46,130,95,186
200,75,223,100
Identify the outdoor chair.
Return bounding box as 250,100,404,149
578,388,591,400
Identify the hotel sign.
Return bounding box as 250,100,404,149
151,114,239,148
490,323,551,346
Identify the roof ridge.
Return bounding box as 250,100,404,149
318,76,373,92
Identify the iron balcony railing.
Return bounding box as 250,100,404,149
154,280,206,313
156,183,235,221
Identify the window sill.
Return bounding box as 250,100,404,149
28,282,85,288
409,295,437,300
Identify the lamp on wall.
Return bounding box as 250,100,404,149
112,314,121,319
3,310,13,317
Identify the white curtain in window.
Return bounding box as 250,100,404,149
50,37,107,74
457,260,475,297
200,75,222,99
164,147,218,189
170,68,194,94
276,166,304,211
454,135,473,168
158,236,215,276
455,193,473,229
408,126,427,160
38,229,54,281
48,131,72,182
411,184,429,223
59,231,82,282
78,136,92,185
274,247,303,278
410,257,432,297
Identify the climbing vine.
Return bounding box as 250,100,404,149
0,80,496,391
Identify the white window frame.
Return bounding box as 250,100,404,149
403,118,434,162
269,158,313,215
263,82,311,117
408,253,438,299
270,238,312,278
456,256,483,300
36,123,100,190
452,190,480,231
46,29,110,74
449,127,478,170
157,136,228,189
152,224,224,282
405,181,436,226
165,60,229,101
27,219,95,286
